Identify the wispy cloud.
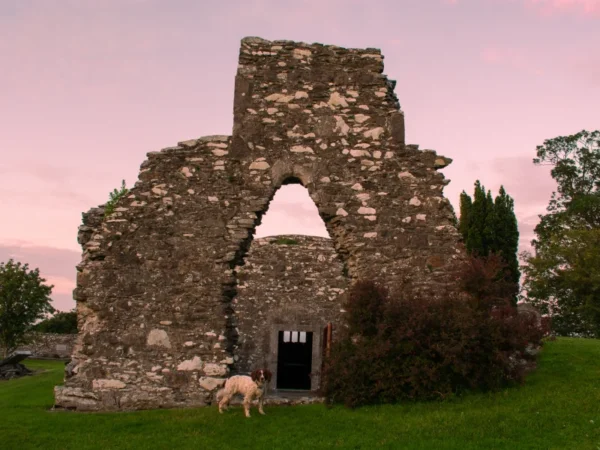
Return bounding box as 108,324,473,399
570,54,600,87
488,156,556,208
524,0,600,17
518,212,544,252
484,156,556,253
444,0,600,14
480,47,545,75
50,293,76,312
0,242,80,280
44,275,76,293
0,161,102,208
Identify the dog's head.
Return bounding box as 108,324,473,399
251,369,272,385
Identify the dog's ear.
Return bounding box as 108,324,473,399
264,369,272,382
251,370,259,381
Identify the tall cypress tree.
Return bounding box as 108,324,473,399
459,182,520,304
465,181,488,256
458,191,472,240
494,186,520,294
483,190,496,254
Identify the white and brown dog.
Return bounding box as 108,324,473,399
217,369,272,418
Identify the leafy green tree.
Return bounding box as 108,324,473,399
459,181,520,303
33,310,77,334
525,229,600,336
0,259,55,357
532,131,600,246
523,130,600,336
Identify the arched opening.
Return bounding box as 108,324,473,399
228,178,348,394
254,183,329,239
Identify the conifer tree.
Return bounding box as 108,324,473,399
458,191,472,239
493,187,520,286
465,181,488,256
483,190,497,254
459,182,520,304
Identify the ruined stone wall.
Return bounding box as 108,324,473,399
18,333,76,359
234,235,347,388
57,138,242,411
55,36,463,412
230,37,461,288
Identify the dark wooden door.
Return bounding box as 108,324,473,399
276,331,313,390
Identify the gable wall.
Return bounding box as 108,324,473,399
54,36,463,411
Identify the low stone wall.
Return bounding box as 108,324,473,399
18,333,76,359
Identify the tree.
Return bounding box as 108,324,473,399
522,130,600,336
525,229,600,336
33,310,77,334
0,259,55,357
459,181,520,303
494,187,520,289
483,190,497,254
458,191,472,238
531,130,600,244
463,181,488,255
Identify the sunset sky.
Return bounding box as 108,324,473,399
1,0,598,311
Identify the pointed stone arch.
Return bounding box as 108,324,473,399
228,177,347,390
254,181,331,239
55,36,463,411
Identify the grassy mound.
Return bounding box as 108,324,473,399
1,338,599,449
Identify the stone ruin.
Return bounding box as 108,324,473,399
0,351,33,380
18,332,76,359
54,36,463,411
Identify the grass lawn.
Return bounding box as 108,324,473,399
0,338,599,449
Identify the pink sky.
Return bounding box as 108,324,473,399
1,0,598,311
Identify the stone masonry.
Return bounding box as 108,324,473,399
18,333,76,359
54,36,463,411
235,235,347,391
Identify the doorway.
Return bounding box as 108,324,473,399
276,330,313,390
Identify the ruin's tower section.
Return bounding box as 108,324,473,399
55,37,462,411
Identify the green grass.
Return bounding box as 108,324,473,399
1,338,599,449
271,237,299,245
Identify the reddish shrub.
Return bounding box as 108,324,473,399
344,280,388,338
459,253,516,309
322,257,546,408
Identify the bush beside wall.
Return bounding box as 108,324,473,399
322,256,548,408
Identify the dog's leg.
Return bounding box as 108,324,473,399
258,395,266,415
218,392,231,414
216,388,224,412
223,393,231,410
243,395,252,418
